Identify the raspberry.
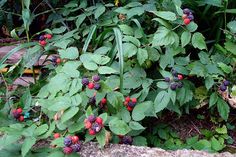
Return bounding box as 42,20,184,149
71,143,81,152
124,101,128,106
95,117,103,125
171,69,178,77
92,75,100,82
125,97,130,102
64,137,72,146
170,83,177,90
188,14,194,21
220,84,227,92
88,97,96,105
122,136,133,145
131,98,137,103
223,80,230,86
127,106,133,111
101,98,107,104
56,58,61,64
54,133,60,139
89,129,96,135
184,18,191,25
91,122,102,133
45,34,52,39
183,8,191,15
82,77,89,86
17,108,23,114
39,40,47,46
87,82,95,89
12,110,20,119
71,136,79,144
63,146,73,154
39,35,45,41
177,74,183,80
128,102,136,108
182,14,188,20
94,83,101,90
18,116,24,122
85,121,92,129
164,77,170,82
88,115,96,123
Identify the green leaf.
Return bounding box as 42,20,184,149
22,9,31,30
132,101,155,121
94,3,105,19
99,113,108,123
151,11,177,21
109,119,131,135
96,129,106,147
192,139,211,151
186,22,198,32
158,129,169,140
83,61,98,71
59,47,79,59
61,107,79,123
224,41,236,55
52,26,67,34
154,91,170,113
118,25,133,36
209,92,218,108
211,137,225,151
82,25,97,52
60,61,80,77
123,43,137,58
218,62,233,74
123,36,141,47
48,151,64,157
217,98,230,121
152,27,178,46
157,81,169,89
34,124,48,136
205,76,214,90
137,48,148,65
23,0,31,9
227,21,236,33
90,54,110,65
129,121,145,130
69,79,82,96
216,125,227,134
121,108,131,123
98,66,117,74
192,32,207,50
76,14,86,28
133,136,147,146
181,31,191,47
21,137,37,157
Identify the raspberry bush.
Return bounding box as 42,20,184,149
0,0,236,156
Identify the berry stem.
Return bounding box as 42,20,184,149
172,24,181,31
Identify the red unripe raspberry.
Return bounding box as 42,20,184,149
12,109,17,114
125,97,130,102
124,101,128,106
184,18,191,25
131,98,137,103
71,136,79,143
45,34,52,39
89,129,96,135
39,40,47,46
17,108,23,114
127,106,133,112
177,74,184,80
182,14,188,20
87,82,95,89
56,58,61,64
19,116,24,122
101,98,107,104
85,121,92,129
53,133,60,139
95,117,103,125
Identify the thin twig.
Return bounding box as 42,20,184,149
0,72,9,101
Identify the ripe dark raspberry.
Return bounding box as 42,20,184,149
92,75,100,82
171,69,178,77
82,78,89,86
128,102,135,108
64,137,72,146
164,77,170,82
94,83,101,90
183,8,191,15
88,115,96,123
95,117,103,125
88,97,96,105
71,143,81,152
170,83,177,90
91,122,102,133
188,14,194,21
12,109,20,119
219,84,227,92
223,80,230,86
122,136,133,145
39,35,45,41
88,82,95,89
63,146,73,154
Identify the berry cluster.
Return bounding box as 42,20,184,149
124,97,137,112
118,135,133,145
219,80,230,92
12,108,24,122
182,8,194,25
63,135,81,154
39,34,53,47
52,56,61,65
82,75,101,90
84,115,103,135
164,70,184,91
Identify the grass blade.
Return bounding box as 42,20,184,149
113,28,124,93
82,25,97,53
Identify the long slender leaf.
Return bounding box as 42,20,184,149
0,42,37,66
82,25,97,53
113,28,124,93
